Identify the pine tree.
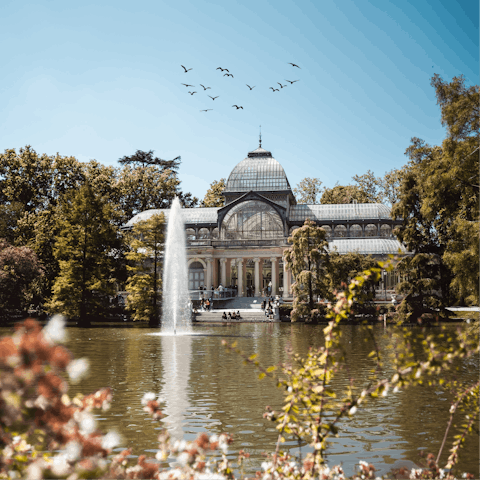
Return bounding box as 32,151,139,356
47,184,119,326
125,214,165,324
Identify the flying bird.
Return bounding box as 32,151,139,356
232,105,243,109
200,109,213,112
288,63,301,68
224,73,234,77
181,83,194,87
216,67,229,72
188,91,197,95
181,65,192,72
269,87,279,92
208,95,219,100
246,84,255,90
277,82,287,88
200,84,211,90
285,79,299,84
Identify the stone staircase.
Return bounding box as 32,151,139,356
194,296,276,323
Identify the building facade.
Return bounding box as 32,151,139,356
125,143,407,299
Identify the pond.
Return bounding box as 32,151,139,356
9,322,480,477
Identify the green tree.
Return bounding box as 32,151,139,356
283,220,329,322
117,150,198,218
351,170,382,202
0,239,43,319
0,146,52,213
47,184,120,326
293,177,323,204
392,146,453,320
201,178,225,207
125,214,165,324
325,251,378,303
320,183,373,204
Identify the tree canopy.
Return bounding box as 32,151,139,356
293,177,323,204
201,179,225,207
125,214,165,324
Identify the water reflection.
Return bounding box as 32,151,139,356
11,323,476,478
160,335,192,440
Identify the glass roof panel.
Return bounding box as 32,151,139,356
328,238,407,254
124,207,220,228
289,203,392,221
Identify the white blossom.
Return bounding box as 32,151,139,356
177,452,189,466
76,411,96,434
349,406,357,415
65,441,81,461
43,315,66,344
67,358,89,383
102,431,121,450
51,454,69,477
141,392,156,405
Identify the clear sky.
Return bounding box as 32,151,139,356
1,0,478,201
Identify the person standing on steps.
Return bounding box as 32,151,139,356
268,280,272,296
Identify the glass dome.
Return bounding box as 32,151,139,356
224,147,291,193
221,200,284,240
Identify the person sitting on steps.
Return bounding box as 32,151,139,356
222,311,227,320
236,310,242,319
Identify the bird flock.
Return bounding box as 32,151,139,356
179,63,301,112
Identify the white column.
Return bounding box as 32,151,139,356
283,260,292,298
237,258,244,297
254,257,261,297
270,257,277,296
206,258,212,292
220,258,227,286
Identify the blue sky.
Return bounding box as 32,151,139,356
1,0,478,201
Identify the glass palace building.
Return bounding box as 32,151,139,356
125,143,407,299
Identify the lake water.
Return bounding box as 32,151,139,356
10,322,480,477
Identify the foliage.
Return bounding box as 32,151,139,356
293,178,323,204
125,213,165,323
392,75,479,307
0,203,24,245
117,150,198,218
320,184,373,204
352,169,404,206
351,170,382,203
223,261,479,479
201,178,226,207
283,220,329,322
47,185,120,325
0,240,43,319
324,251,378,304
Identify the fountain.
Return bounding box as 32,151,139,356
162,197,191,334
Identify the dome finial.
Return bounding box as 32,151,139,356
259,125,262,147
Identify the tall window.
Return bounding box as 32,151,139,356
221,201,284,240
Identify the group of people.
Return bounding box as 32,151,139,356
199,298,211,311
261,296,278,320
221,311,242,320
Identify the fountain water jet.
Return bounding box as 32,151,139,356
162,197,190,334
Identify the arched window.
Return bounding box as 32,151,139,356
186,228,196,241
350,224,362,237
320,226,332,238
334,225,347,238
365,224,377,237
221,200,284,240
198,228,210,239
211,227,219,239
380,224,391,238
